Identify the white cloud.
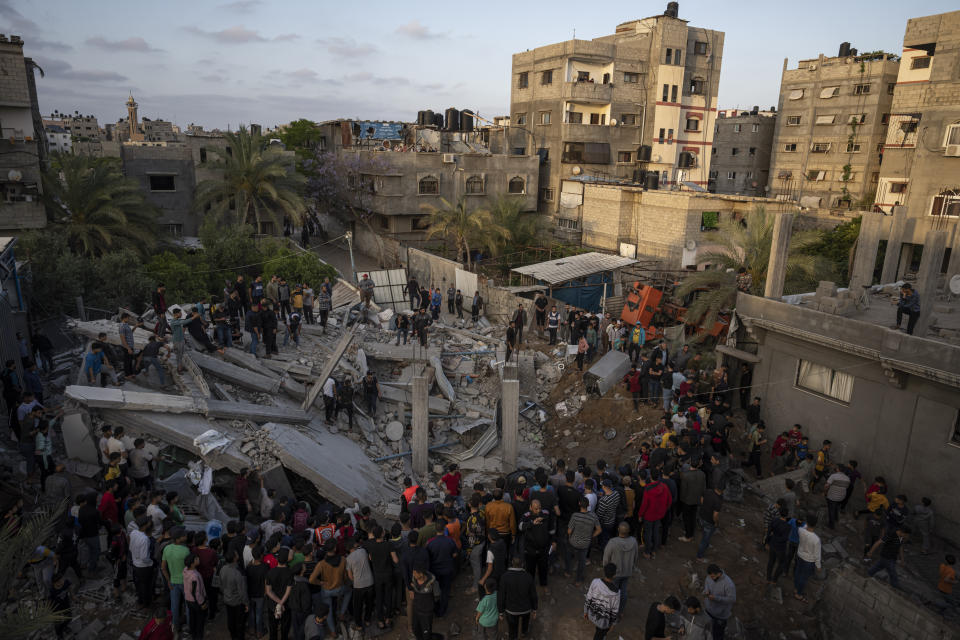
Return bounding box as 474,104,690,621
86,36,163,52
395,20,446,40
317,37,377,58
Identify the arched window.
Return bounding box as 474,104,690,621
465,175,484,194
418,176,439,195
508,177,525,194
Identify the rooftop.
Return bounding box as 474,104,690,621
511,251,637,285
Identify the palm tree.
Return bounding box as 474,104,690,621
676,206,824,330
193,127,306,234
421,196,510,270
0,500,68,639
41,153,158,257
484,195,549,261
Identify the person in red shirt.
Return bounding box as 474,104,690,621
623,365,644,411
400,477,419,513
139,608,174,640
191,531,220,619
98,480,120,524
439,464,462,497
636,469,673,559
771,431,790,474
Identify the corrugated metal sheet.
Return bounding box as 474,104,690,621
511,252,638,285
361,268,408,311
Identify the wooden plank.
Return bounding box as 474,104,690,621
190,351,281,394
302,323,359,410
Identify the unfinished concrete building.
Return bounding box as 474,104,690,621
768,45,899,208
874,9,960,282
508,2,723,234
709,109,776,196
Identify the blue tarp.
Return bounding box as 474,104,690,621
549,272,612,312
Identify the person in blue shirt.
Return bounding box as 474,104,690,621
894,283,921,335
430,288,442,321
168,308,193,373
84,343,105,386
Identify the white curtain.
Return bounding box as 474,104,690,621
829,370,854,403
798,359,853,402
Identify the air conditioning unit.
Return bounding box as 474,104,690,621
945,145,960,157
442,153,456,163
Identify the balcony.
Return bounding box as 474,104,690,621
563,81,612,103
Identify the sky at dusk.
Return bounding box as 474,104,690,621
3,0,957,130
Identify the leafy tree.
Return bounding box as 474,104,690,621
802,216,862,283
260,241,338,285
484,195,550,262
18,231,93,315
0,501,68,639
40,153,159,257
144,251,210,304
676,206,826,330
88,250,154,313
421,196,511,270
276,119,325,169
193,126,307,233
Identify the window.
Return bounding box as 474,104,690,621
695,41,708,55
746,171,754,179
465,175,484,194
871,172,879,183
811,142,831,153
557,218,580,230
418,176,439,195
511,147,526,156
731,148,738,156
846,142,862,153
853,83,871,95
796,359,854,403
890,182,908,194
888,83,896,95
667,129,674,142
881,113,890,125
149,175,176,191
711,148,716,155
726,171,736,180
562,142,583,163
662,84,669,101
749,147,756,156
943,123,960,147
658,128,666,142
566,111,583,124
620,113,637,125
675,50,683,65
617,151,632,163
541,70,553,85
931,189,960,217
515,113,527,126
165,223,183,237
685,118,699,131
701,211,719,229
410,217,430,231
671,85,678,102
577,70,591,82
751,124,759,133
589,113,605,125
784,143,798,152
225,146,232,157
807,170,826,181
788,89,804,100
538,111,552,125
583,142,610,163
849,114,867,124
709,170,718,179
733,124,741,133
541,188,555,202
787,115,801,126
623,72,639,84
911,56,931,70
815,114,836,125
199,147,207,163
689,79,705,95
900,121,918,134
665,48,672,65
508,177,526,194
518,72,528,88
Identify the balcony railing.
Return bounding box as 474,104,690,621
563,81,613,102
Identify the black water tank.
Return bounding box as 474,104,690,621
424,110,435,127
460,110,474,132
637,144,652,162
850,48,858,57
416,111,427,126
751,105,759,115
633,169,646,183
445,108,460,131
645,172,659,190
839,42,851,57
665,1,679,18
432,112,444,128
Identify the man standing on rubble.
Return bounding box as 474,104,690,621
260,303,279,358
455,289,464,319
430,288,442,321
413,308,432,349
534,293,548,339
362,371,381,417
506,320,517,363
118,313,142,379
471,291,483,324
406,276,420,310
235,275,250,314
322,376,338,425
447,284,456,315
512,304,528,346
360,274,376,309
152,283,169,337
547,306,560,345
277,277,292,323
266,275,280,307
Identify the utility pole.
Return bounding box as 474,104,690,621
345,230,357,284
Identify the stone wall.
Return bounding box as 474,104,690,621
406,247,461,292
821,565,955,640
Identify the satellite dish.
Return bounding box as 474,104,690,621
950,274,960,295
685,239,697,251
7,169,22,182
572,166,582,175
610,118,618,126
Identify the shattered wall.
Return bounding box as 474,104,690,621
407,247,462,292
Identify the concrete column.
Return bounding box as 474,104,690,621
914,229,947,337
946,225,960,285
849,211,883,290
897,244,915,281
501,364,520,472
411,375,429,477
880,205,908,284
764,212,795,299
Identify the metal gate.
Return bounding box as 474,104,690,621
360,268,408,311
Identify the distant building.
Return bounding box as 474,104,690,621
45,124,71,154
508,2,724,233
709,108,776,196
768,45,899,208
0,34,46,230
42,113,101,140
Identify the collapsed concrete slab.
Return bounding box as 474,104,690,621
66,385,205,414
206,399,311,424
379,383,451,413
360,341,442,362
61,410,100,464
68,318,154,350
190,351,281,394
429,355,456,402
303,323,359,410
261,422,395,508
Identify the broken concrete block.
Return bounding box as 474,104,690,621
61,410,100,464
385,421,404,441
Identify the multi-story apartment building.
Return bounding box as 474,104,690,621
508,2,723,232
710,109,776,196
43,113,101,140
45,124,71,154
768,45,899,208
0,34,46,230
874,9,960,277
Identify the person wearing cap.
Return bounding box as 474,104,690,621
161,526,191,633
627,323,646,363
359,274,375,308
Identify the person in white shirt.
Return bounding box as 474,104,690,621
322,377,337,425
146,491,166,538
793,514,821,602
584,479,598,512
107,426,128,466
98,426,112,467
130,515,155,606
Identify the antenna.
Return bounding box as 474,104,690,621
573,28,576,39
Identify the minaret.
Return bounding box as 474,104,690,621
126,94,143,141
